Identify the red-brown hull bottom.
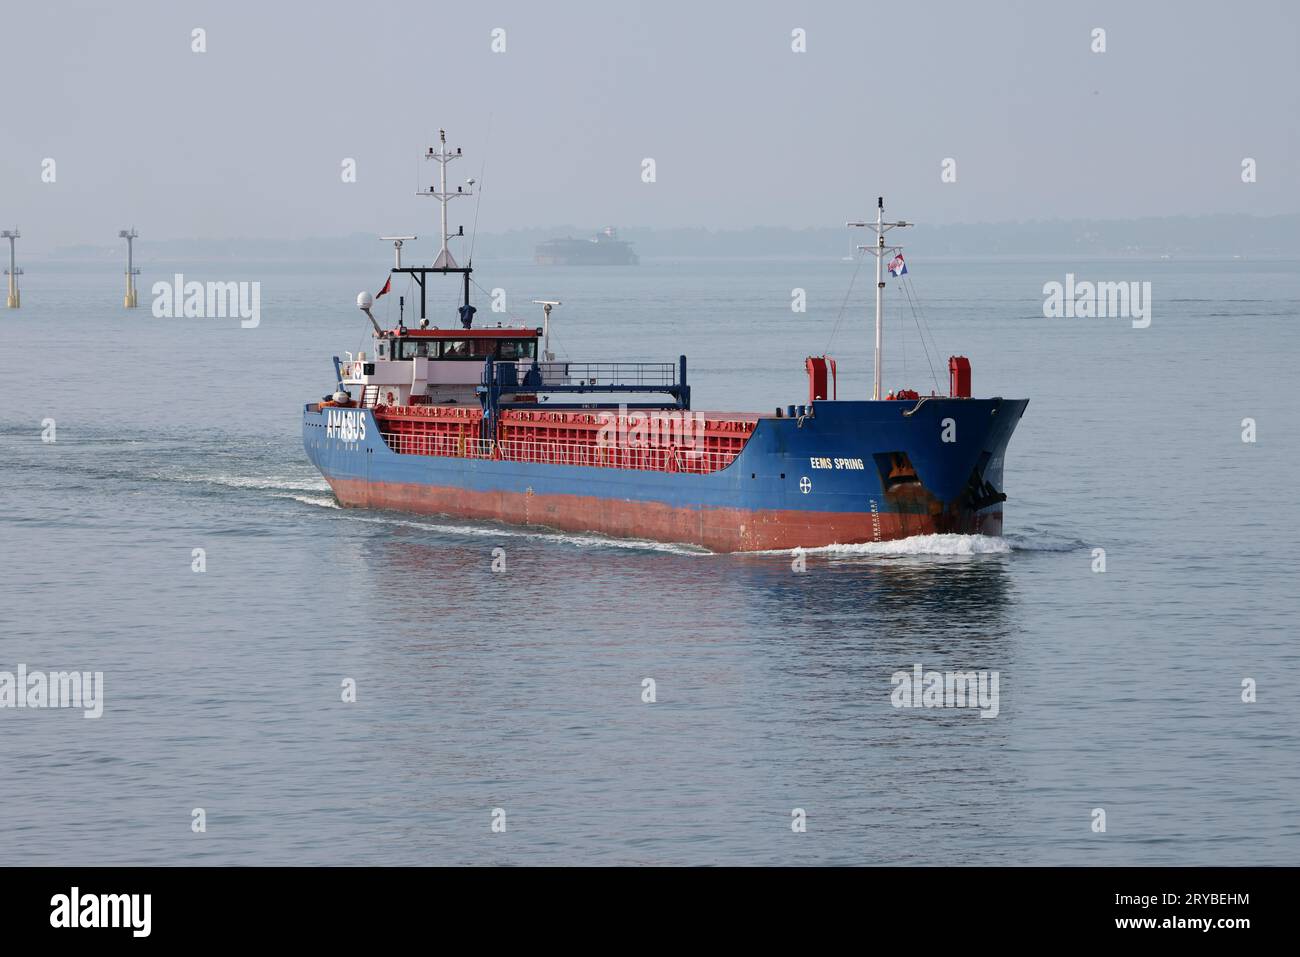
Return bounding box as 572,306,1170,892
326,478,1003,552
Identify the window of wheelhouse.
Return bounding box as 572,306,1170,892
396,339,438,359
497,338,536,360
394,337,537,360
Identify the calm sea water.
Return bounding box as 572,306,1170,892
1,256,1297,865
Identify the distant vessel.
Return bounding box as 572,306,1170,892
535,227,638,266
304,132,1028,552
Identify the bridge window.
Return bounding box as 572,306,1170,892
393,338,537,360
497,339,536,360
396,339,444,359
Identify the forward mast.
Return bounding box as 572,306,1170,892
848,197,911,400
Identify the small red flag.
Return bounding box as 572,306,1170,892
375,277,392,299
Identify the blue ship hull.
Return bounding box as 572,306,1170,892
303,396,1028,552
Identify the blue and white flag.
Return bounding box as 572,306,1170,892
888,253,908,277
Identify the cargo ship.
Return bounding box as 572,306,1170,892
535,227,638,265
303,131,1027,552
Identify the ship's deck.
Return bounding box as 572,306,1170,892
689,410,769,422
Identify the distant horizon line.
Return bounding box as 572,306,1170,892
29,210,1300,250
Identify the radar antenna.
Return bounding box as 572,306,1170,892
380,236,417,270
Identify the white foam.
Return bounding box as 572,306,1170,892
794,533,1012,558
279,494,340,509
180,474,331,493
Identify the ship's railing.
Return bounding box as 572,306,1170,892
379,432,495,459
532,362,678,389
377,431,740,475
496,437,738,475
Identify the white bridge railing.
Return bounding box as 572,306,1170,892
377,432,739,475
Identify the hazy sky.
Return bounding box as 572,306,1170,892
3,0,1297,253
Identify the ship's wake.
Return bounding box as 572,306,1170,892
323,509,713,555
753,529,1084,559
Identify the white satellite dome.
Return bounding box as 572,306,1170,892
356,291,373,309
